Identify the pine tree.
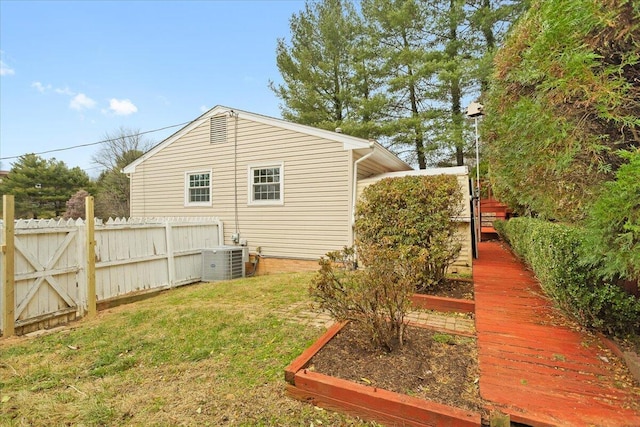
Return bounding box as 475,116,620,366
0,154,92,218
270,0,382,137
360,0,438,169
271,0,528,167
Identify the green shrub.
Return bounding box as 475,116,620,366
355,175,463,292
497,217,640,336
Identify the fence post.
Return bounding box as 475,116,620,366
85,196,96,318
165,222,175,287
2,195,15,337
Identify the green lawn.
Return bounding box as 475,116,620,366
0,273,375,426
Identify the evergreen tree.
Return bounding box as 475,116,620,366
270,0,370,135
430,0,472,166
271,0,528,167
467,0,530,92
0,154,92,218
484,0,639,221
361,0,439,168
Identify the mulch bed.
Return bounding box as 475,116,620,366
425,278,474,300
308,322,486,415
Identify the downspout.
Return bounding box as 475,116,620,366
217,217,225,248
350,142,375,246
229,110,240,244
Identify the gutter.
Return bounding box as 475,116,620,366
351,142,375,241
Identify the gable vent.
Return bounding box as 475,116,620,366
210,116,227,144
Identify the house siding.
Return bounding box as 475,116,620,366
129,116,352,260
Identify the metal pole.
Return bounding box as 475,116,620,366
475,117,481,243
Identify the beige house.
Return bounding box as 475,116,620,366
123,105,412,274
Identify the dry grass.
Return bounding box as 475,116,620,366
0,273,377,426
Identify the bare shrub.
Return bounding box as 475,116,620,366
310,246,421,352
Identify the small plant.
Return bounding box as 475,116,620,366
432,333,454,344
311,174,467,351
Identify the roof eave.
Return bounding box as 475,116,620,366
122,105,410,173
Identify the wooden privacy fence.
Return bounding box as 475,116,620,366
1,195,223,337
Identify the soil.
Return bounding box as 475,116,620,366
427,278,474,300
308,322,486,415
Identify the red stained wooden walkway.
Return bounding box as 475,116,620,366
474,241,640,427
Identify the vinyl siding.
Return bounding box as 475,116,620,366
129,116,352,260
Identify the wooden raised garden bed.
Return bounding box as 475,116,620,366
284,321,481,427
411,294,475,314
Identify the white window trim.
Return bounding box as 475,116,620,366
247,162,284,206
184,170,212,207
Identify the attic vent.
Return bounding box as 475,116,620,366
210,116,227,144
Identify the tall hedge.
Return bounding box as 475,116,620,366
355,174,463,291
495,217,640,336
484,0,640,222
582,149,640,283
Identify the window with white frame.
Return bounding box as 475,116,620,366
185,171,212,206
248,163,283,205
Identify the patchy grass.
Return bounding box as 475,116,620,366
0,273,376,426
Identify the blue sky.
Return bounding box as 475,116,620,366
0,0,305,176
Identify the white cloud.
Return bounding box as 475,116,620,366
55,87,74,96
108,98,138,115
32,81,52,93
32,82,74,96
200,105,208,113
0,52,15,76
70,93,96,111
0,60,15,76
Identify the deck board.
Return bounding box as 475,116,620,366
474,241,640,427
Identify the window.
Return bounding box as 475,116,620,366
185,171,212,206
248,163,283,205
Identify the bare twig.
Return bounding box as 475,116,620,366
67,384,87,397
0,362,18,376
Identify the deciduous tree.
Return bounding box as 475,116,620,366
92,127,151,219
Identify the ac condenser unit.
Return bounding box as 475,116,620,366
202,246,246,281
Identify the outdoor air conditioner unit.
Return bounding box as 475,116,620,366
202,246,246,281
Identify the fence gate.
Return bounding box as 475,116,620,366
12,220,83,331
1,210,222,337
